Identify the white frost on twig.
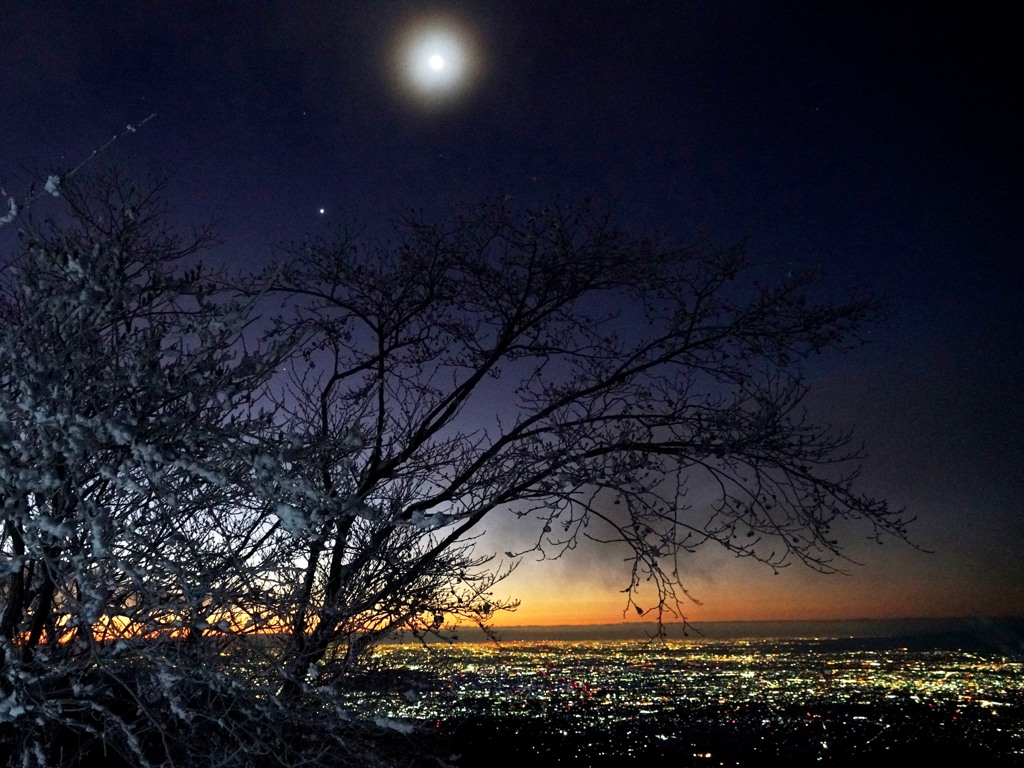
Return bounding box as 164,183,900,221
0,196,17,225
275,503,308,536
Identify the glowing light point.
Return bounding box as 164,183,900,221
393,16,479,105
319,208,325,215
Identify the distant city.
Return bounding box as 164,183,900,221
435,616,1024,647
346,617,1024,766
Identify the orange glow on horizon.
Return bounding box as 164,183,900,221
17,608,291,648
480,550,1024,627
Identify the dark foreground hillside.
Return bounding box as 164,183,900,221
3,703,1021,767
422,703,1024,768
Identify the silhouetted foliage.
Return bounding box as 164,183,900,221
251,195,910,674
0,169,912,766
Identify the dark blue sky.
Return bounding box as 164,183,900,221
2,1,1020,622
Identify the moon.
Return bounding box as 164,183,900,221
393,16,479,104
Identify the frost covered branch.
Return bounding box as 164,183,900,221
0,114,155,229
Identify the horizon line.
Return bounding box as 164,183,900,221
485,613,1024,630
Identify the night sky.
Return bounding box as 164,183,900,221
2,1,1021,626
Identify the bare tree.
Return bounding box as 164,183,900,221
253,198,912,680
0,169,912,766
0,169,356,768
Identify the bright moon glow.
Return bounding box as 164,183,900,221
393,16,478,104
